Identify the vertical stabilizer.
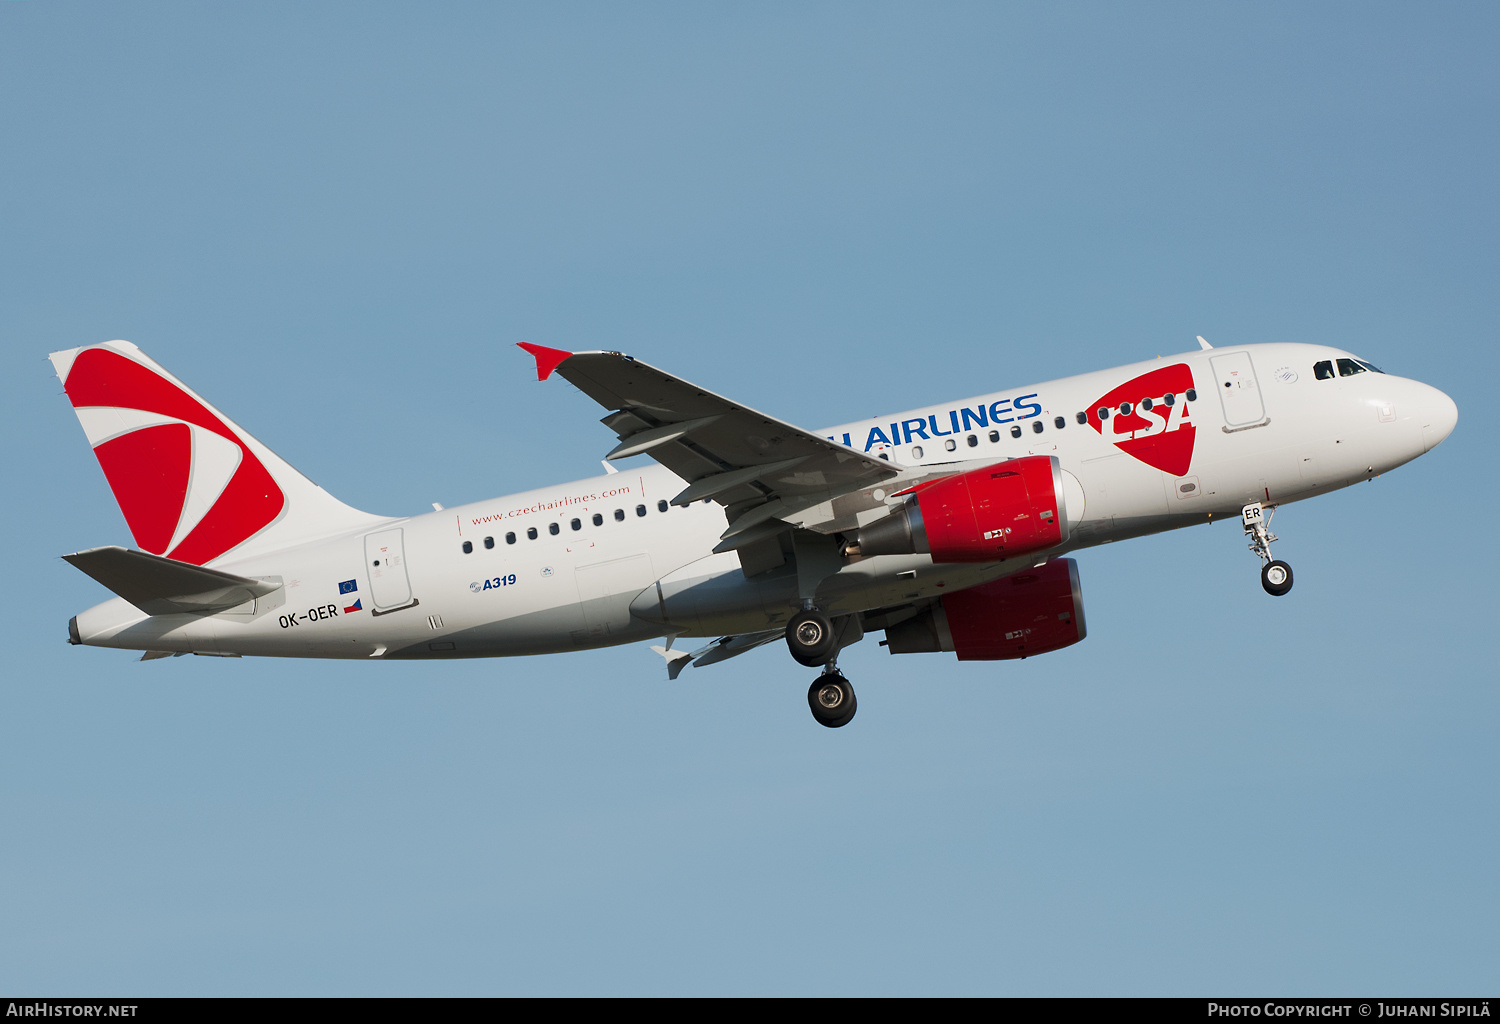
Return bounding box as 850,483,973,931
50,341,385,566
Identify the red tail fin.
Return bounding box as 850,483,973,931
51,341,383,565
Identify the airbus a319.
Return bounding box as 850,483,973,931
51,336,1456,727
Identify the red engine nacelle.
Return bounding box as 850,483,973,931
883,557,1086,661
848,455,1070,563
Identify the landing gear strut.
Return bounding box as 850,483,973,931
808,670,857,728
787,607,859,727
786,607,835,666
1243,502,1293,597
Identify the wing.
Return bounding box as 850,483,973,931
650,630,785,680
519,344,902,546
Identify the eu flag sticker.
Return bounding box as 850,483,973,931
338,579,358,595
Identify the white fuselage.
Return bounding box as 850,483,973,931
69,343,1457,660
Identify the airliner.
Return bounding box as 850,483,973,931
51,337,1457,727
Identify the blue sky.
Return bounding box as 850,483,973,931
2,2,1496,995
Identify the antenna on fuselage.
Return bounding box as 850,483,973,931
1197,335,1213,350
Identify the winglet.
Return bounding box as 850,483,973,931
650,645,693,681
1197,335,1213,350
517,342,574,381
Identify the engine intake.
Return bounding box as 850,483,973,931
847,455,1071,563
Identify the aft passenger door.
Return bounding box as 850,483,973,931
365,528,417,613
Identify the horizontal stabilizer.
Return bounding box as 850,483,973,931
63,545,281,616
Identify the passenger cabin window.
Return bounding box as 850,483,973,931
484,536,494,549
571,518,581,531
944,438,956,451
658,500,669,512
506,532,516,545
1032,420,1044,434
1186,388,1197,401
1098,407,1110,420
1054,416,1065,430
1119,402,1132,415
1141,398,1153,411
614,509,625,522
593,513,603,526
549,522,560,535
1337,358,1367,377
526,527,538,540
1075,411,1087,424
967,434,978,447
912,445,924,459
636,504,647,517
462,540,473,554
1010,425,1022,439
1163,393,1175,406
988,430,1000,443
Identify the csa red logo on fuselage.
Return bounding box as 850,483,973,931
1086,363,1196,476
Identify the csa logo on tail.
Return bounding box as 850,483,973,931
1086,364,1197,476
55,346,286,565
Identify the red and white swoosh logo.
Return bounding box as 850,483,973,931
1085,363,1197,476
62,348,285,565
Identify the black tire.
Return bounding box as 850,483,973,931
1261,559,1293,597
808,673,857,728
786,609,835,667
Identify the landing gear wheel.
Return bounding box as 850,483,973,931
1261,560,1294,597
808,673,857,728
1244,504,1293,598
786,609,835,667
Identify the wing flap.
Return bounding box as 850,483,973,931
604,415,722,461
63,545,281,615
670,457,810,506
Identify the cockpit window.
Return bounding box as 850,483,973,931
1314,360,1335,380
1356,359,1384,374
1337,358,1366,377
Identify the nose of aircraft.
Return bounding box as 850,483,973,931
1418,383,1458,452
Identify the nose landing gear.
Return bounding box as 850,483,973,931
1260,559,1293,596
1243,502,1293,597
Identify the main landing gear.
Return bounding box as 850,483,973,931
786,607,835,666
1243,502,1294,597
785,606,858,728
808,670,857,729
